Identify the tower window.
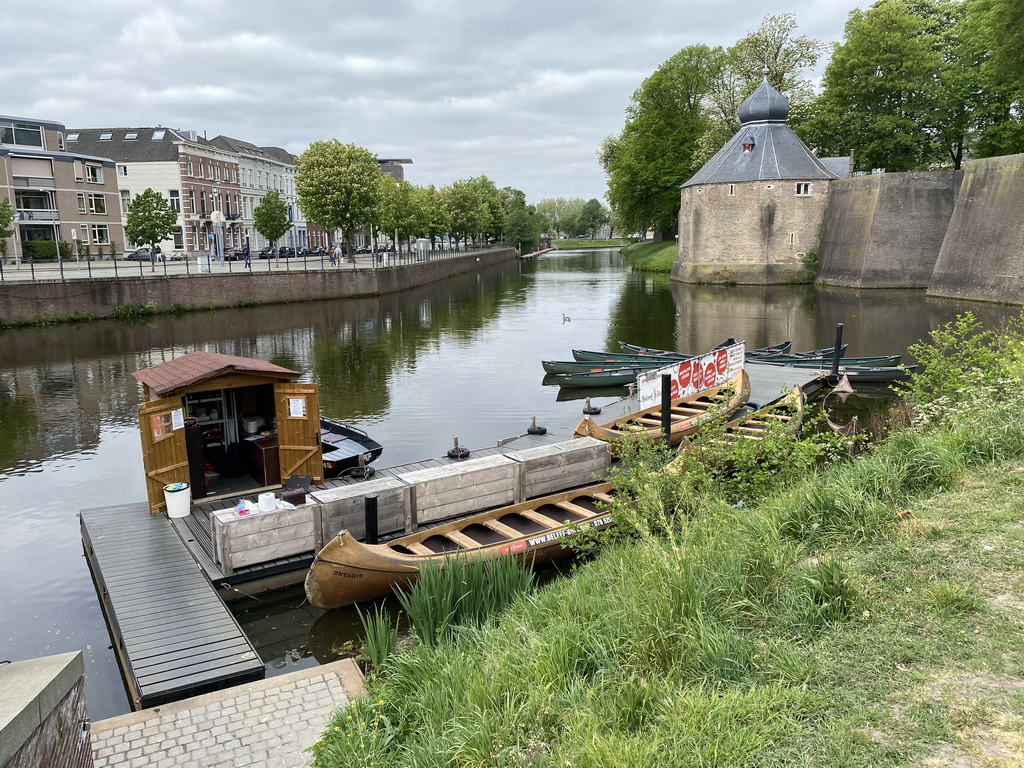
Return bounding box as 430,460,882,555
795,183,812,196
728,184,735,196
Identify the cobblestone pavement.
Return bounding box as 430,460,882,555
89,659,365,768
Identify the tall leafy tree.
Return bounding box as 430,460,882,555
601,44,721,237
377,177,425,253
252,190,290,251
440,179,492,246
0,196,13,261
505,205,544,253
296,140,382,254
125,189,178,270
983,0,1024,92
577,199,609,238
801,0,943,172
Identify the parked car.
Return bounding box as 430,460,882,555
124,247,154,261
258,246,276,258
222,247,244,261
278,246,296,257
307,245,328,256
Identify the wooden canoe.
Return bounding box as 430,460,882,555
668,385,805,472
617,337,748,356
573,369,749,449
751,354,901,367
572,348,689,363
304,482,617,609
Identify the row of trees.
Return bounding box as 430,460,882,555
602,0,1024,238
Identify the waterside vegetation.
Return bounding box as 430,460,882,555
310,312,1024,767
622,240,677,272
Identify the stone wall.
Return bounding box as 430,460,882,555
817,171,961,288
1,652,93,768
0,248,516,324
673,179,830,285
928,154,1024,303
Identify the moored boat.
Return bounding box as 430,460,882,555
751,354,902,367
320,418,384,478
669,385,805,471
551,368,651,388
574,369,749,449
572,348,689,363
304,482,617,609
748,360,917,382
542,358,671,375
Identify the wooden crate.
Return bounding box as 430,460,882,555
309,477,410,542
402,454,518,524
508,437,611,498
212,503,319,576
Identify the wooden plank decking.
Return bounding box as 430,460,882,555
80,502,265,710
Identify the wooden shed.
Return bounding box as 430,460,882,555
132,351,324,514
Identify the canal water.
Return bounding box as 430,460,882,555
1,248,1019,720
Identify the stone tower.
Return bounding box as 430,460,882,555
673,73,840,284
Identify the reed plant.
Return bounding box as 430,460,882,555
393,554,535,648
355,603,398,671
310,314,1024,768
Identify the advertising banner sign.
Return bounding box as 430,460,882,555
634,343,745,410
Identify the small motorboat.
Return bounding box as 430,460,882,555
320,417,384,478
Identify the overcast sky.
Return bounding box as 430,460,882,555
2,0,866,203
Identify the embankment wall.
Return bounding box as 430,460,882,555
816,171,962,288
928,154,1024,303
0,248,516,324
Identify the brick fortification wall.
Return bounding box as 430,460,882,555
0,248,516,324
816,171,962,288
673,180,830,285
928,154,1024,303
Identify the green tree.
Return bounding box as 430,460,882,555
983,0,1024,92
577,198,609,238
125,188,178,269
601,45,721,237
801,1,943,172
377,177,426,254
252,190,290,252
440,179,492,246
505,205,544,253
296,140,382,254
0,196,13,262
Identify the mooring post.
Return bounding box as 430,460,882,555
832,323,844,376
364,493,379,545
661,373,672,447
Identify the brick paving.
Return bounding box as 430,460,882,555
89,659,365,768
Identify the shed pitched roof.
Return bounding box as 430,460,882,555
132,351,300,397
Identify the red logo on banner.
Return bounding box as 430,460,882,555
715,348,728,375
500,541,528,555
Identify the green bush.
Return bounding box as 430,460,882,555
22,240,72,261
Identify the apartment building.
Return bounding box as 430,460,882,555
0,115,125,261
208,135,309,251
69,127,253,254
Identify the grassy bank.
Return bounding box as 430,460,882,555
310,315,1024,767
622,240,676,272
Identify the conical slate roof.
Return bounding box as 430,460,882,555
682,75,836,188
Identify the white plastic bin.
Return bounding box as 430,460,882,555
163,482,191,518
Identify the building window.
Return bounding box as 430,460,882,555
0,121,44,147
199,162,205,177
215,166,221,181
119,165,128,176
86,165,103,183
88,194,106,214
173,227,184,249
188,189,195,213
99,132,112,140
728,184,735,196
66,132,79,142
795,182,812,196
152,130,165,141
78,224,89,245
125,132,138,140
90,224,110,244
77,193,87,214
56,132,65,151
121,190,131,212
169,190,181,212
188,160,194,176
789,233,796,244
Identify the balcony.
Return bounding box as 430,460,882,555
15,208,58,221
226,212,242,221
